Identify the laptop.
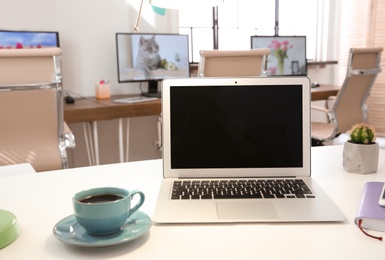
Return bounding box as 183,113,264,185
153,76,346,223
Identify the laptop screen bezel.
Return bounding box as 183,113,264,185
161,77,311,178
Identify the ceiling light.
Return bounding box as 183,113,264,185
149,0,223,9
134,0,223,32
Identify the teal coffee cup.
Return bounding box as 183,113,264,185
73,187,145,236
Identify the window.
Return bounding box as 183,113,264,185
336,0,385,136
337,0,372,84
179,0,318,63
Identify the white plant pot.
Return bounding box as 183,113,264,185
343,141,379,174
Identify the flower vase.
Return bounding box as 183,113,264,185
277,58,285,75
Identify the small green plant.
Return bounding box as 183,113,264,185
349,123,377,144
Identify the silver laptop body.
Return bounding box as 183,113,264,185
153,77,345,223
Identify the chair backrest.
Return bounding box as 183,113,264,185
0,48,67,172
332,47,383,135
197,49,271,77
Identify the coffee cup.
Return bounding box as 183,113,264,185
73,187,145,236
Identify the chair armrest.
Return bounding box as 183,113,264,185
311,105,336,123
63,122,76,149
325,96,336,110
311,105,329,113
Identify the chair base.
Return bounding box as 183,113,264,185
312,138,324,147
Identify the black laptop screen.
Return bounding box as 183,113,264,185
170,85,303,169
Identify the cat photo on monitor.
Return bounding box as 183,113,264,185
135,35,162,78
116,33,190,82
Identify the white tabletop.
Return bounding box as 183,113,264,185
0,163,36,176
1,145,385,259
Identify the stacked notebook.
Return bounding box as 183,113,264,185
355,182,385,233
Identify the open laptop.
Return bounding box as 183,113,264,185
153,77,345,223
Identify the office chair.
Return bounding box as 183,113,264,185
0,47,75,172
197,49,271,77
311,47,383,144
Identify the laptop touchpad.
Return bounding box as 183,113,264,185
216,201,279,220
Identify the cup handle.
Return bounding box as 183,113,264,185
129,190,145,216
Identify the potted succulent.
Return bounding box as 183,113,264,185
343,123,379,174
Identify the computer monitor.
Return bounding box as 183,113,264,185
251,36,307,76
0,30,60,48
116,33,190,97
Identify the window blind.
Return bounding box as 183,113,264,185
338,0,385,136
367,0,385,136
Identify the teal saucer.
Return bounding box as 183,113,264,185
53,211,151,247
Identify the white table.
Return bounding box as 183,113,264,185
0,163,35,176
1,145,385,259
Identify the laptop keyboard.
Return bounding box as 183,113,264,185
171,179,316,200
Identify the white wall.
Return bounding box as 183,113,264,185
1,0,178,167
0,0,178,97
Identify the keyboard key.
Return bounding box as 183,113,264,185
191,194,200,199
201,194,213,199
171,194,180,200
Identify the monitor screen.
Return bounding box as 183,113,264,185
0,30,60,48
116,33,190,97
251,36,307,76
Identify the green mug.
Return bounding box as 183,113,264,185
73,187,145,236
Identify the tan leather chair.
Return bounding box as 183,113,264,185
197,49,271,77
0,47,75,172
311,47,383,144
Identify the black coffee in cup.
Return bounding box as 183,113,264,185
79,194,124,204
73,187,145,235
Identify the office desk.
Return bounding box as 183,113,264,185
64,95,161,165
63,86,338,166
63,85,337,123
311,84,340,101
1,145,385,259
63,95,161,124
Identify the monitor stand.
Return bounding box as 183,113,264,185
142,80,161,98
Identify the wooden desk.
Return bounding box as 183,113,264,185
63,86,338,123
64,95,161,165
64,95,161,124
311,84,340,101
63,86,338,165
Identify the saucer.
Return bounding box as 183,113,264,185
53,211,151,247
